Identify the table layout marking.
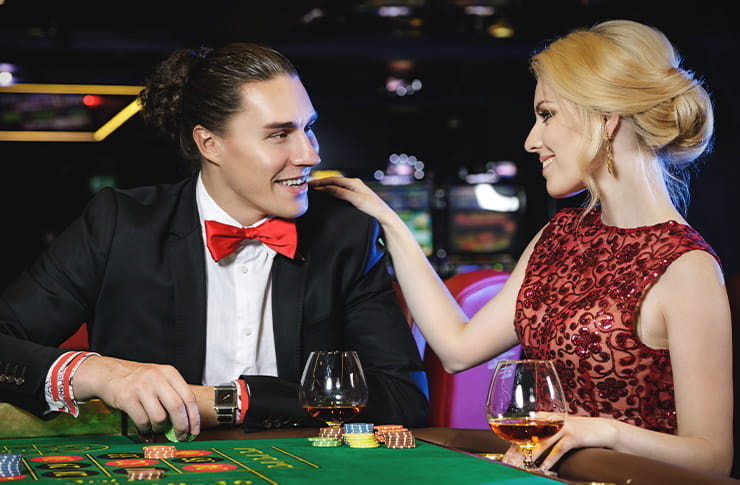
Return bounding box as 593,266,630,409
269,447,319,469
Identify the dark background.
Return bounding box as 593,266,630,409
1,0,737,285
2,0,740,476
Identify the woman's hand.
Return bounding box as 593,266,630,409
501,416,617,471
309,176,397,226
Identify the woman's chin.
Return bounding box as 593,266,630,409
546,185,587,200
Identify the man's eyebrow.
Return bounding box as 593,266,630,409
264,121,297,130
264,114,318,130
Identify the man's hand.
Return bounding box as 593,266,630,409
73,355,201,441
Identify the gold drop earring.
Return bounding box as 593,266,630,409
604,132,615,175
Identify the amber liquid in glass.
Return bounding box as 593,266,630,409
488,417,564,445
302,405,364,427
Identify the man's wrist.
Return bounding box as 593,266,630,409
45,351,99,417
214,381,238,424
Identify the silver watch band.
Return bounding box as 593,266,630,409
214,381,238,425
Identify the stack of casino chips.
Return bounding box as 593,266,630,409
143,445,177,460
343,422,374,434
373,424,406,443
373,424,416,449
318,426,344,442
309,423,417,450
0,453,23,478
307,436,343,447
382,429,416,449
127,469,166,480
343,432,380,448
343,423,380,448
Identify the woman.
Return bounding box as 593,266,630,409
311,20,732,475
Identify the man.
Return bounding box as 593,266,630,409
0,43,428,441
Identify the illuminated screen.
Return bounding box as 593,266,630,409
448,184,520,254
369,183,433,256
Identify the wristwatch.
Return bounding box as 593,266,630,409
214,381,238,424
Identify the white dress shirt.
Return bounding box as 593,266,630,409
196,174,279,385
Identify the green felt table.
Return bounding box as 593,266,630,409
0,434,562,484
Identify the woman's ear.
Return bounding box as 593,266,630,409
604,113,621,139
193,125,221,165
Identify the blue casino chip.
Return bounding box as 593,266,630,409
0,453,23,477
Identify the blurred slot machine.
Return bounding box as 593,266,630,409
444,179,524,276
367,181,434,359
368,181,434,258
425,180,525,429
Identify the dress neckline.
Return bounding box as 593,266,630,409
582,208,683,234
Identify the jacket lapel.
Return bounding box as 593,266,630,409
271,251,309,382
168,177,207,383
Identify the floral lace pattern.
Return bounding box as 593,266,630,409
515,208,718,434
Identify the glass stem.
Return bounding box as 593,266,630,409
519,444,536,469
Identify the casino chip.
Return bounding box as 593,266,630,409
127,469,166,480
164,426,196,443
163,419,196,443
0,454,23,478
143,445,176,460
307,437,343,447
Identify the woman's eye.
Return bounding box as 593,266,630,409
538,110,553,122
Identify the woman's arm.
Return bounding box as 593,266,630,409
654,250,732,474
310,177,531,372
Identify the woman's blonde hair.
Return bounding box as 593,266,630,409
529,19,714,214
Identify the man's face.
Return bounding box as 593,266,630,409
201,74,320,225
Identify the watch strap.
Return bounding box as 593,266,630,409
214,382,238,424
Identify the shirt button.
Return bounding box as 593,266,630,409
240,265,249,274
244,328,253,336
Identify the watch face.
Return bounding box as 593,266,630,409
216,390,233,404
215,384,237,405
214,384,238,424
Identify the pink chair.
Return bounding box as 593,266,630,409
423,269,521,428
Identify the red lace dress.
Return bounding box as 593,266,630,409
515,208,718,433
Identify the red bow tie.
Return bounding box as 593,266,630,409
204,218,298,261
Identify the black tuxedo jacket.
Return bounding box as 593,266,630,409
0,175,429,429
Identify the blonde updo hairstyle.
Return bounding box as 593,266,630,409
529,20,714,214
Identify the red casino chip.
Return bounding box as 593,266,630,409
127,469,165,480
182,463,238,473
143,445,176,460
384,430,416,449
30,456,84,463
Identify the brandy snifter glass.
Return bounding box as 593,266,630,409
299,350,368,427
486,359,567,471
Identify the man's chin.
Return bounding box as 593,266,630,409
274,202,308,221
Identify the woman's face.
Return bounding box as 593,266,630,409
524,80,587,198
